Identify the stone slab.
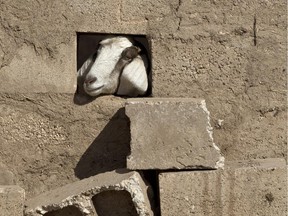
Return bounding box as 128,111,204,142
0,185,25,216
24,169,154,216
125,98,224,170
159,158,287,216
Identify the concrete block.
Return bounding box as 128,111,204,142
0,185,25,216
24,169,154,216
159,158,287,216
125,98,224,170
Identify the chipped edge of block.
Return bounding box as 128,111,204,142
126,97,204,105
120,172,153,216
30,195,93,216
199,99,225,169
24,171,153,216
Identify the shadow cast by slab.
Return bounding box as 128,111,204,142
74,108,131,179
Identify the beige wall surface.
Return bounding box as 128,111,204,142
0,0,286,198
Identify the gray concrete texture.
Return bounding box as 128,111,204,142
0,0,286,201
0,162,15,185
0,95,131,199
24,169,154,216
0,185,25,216
159,158,287,216
126,98,224,169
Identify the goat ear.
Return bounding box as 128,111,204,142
131,46,141,54
120,46,141,62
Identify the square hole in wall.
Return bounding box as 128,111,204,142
76,33,152,101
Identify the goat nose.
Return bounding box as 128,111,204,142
84,77,97,85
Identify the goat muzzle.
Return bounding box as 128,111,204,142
84,77,97,85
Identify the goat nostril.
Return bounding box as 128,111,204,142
84,77,97,85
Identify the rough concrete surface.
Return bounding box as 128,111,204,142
0,94,130,199
0,162,15,185
0,185,25,216
0,42,76,93
147,0,287,161
126,98,224,169
0,0,286,206
159,158,287,216
24,169,154,216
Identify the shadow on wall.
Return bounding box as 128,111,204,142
74,108,131,179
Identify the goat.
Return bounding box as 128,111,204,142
77,36,149,99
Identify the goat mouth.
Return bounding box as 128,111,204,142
85,85,104,93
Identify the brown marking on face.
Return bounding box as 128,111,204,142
121,46,141,62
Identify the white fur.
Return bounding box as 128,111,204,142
78,36,148,97
117,56,148,96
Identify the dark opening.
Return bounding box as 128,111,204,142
76,33,152,100
92,190,138,216
43,206,82,216
141,170,161,216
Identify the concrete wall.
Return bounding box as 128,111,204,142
159,159,287,216
0,0,286,201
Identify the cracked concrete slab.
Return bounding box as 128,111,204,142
125,98,224,170
24,169,154,216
